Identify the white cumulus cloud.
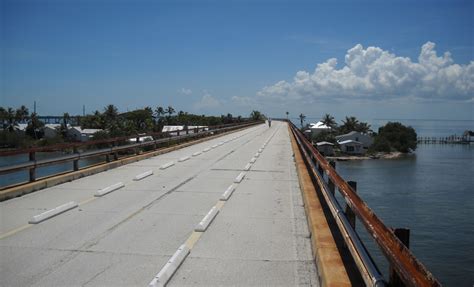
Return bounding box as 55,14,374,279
257,42,474,103
194,91,221,110
179,88,192,95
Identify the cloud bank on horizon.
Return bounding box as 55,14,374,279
256,42,473,104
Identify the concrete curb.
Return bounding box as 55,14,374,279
149,244,190,287
178,156,190,162
95,182,125,197
160,162,175,170
220,185,235,201
133,170,154,181
28,201,78,224
195,206,219,232
233,172,246,183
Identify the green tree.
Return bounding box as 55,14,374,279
125,108,154,133
250,110,263,121
81,110,103,129
26,113,44,139
321,114,337,129
340,116,359,134
155,106,165,118
5,107,16,131
339,116,372,134
357,122,372,133
374,122,417,153
15,105,29,123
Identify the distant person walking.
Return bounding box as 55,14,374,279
268,118,272,127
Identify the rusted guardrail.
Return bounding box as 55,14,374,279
288,120,440,287
0,121,262,187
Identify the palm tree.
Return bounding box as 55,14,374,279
6,107,16,131
62,113,70,126
166,106,175,117
26,112,44,139
104,105,118,121
0,107,6,128
322,114,337,129
357,122,372,133
155,106,165,118
299,113,306,129
340,116,359,134
15,105,29,123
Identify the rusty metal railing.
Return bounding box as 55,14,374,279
0,121,262,188
288,120,440,287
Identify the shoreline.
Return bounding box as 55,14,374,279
327,151,407,161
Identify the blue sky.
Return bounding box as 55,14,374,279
1,0,473,121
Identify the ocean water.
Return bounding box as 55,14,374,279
332,119,473,286
0,152,104,188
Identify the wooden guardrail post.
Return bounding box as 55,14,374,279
113,140,118,161
29,151,36,182
135,136,140,155
346,181,357,229
73,147,79,171
389,228,410,287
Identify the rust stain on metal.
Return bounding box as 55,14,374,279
290,122,441,287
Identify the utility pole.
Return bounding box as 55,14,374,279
34,101,36,114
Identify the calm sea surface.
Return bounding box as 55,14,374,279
1,119,473,285
334,119,473,286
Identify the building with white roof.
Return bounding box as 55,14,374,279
338,140,364,155
43,124,72,138
315,141,335,156
306,121,332,136
68,126,102,142
162,125,208,136
336,131,373,149
13,123,28,133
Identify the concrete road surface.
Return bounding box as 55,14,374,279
0,121,319,286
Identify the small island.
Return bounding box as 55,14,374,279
298,114,417,160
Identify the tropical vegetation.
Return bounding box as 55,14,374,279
0,104,261,148
371,122,417,153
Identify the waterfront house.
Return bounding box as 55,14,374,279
162,125,208,136
68,126,102,142
43,124,71,138
336,131,373,149
338,140,364,155
316,141,335,156
307,121,332,136
462,130,474,143
13,123,28,134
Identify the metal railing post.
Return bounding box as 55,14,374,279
29,151,36,182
